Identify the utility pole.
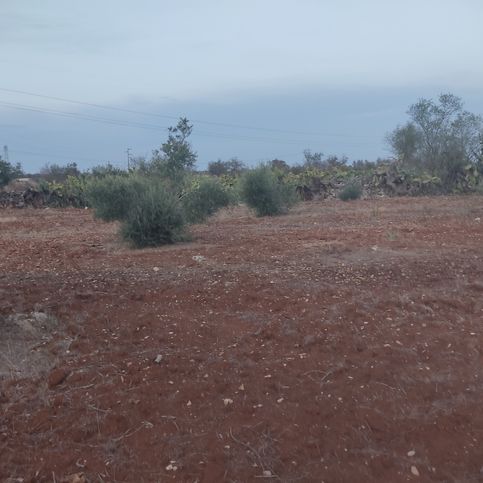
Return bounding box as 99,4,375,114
3,145,8,162
126,147,132,170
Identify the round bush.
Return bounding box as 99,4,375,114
86,175,146,221
182,177,231,223
121,185,185,248
239,166,296,217
338,183,362,201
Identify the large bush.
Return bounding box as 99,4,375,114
85,175,147,221
181,177,231,223
86,174,187,248
239,166,297,216
121,185,185,248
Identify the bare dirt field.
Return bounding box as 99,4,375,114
1,196,483,483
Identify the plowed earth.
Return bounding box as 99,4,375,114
1,196,483,482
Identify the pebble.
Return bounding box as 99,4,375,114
303,334,316,347
411,465,420,476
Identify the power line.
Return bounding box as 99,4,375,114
0,86,345,138
0,99,376,147
9,148,113,163
0,101,171,131
0,100,322,146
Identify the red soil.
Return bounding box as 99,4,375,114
1,196,483,482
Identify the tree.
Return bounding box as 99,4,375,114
269,159,290,172
324,155,348,169
151,117,197,182
301,151,347,171
387,93,483,188
128,156,150,174
0,157,23,187
40,162,80,182
303,149,324,169
385,122,422,167
352,159,377,172
208,158,246,176
90,163,126,178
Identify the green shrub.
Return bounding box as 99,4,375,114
90,163,127,178
121,184,185,248
182,177,231,223
63,175,89,207
38,176,88,207
85,175,147,221
0,158,23,187
239,166,297,216
338,182,362,201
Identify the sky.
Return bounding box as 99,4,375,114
1,0,483,172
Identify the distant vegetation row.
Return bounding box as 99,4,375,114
1,93,482,247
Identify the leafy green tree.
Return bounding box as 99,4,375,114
303,149,324,169
298,151,348,172
269,159,290,172
387,93,483,188
208,158,246,176
150,117,197,183
40,162,81,182
324,155,348,170
129,156,149,173
0,157,23,187
352,159,377,172
386,122,422,167
90,163,126,178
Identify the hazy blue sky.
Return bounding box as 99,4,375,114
1,0,483,171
